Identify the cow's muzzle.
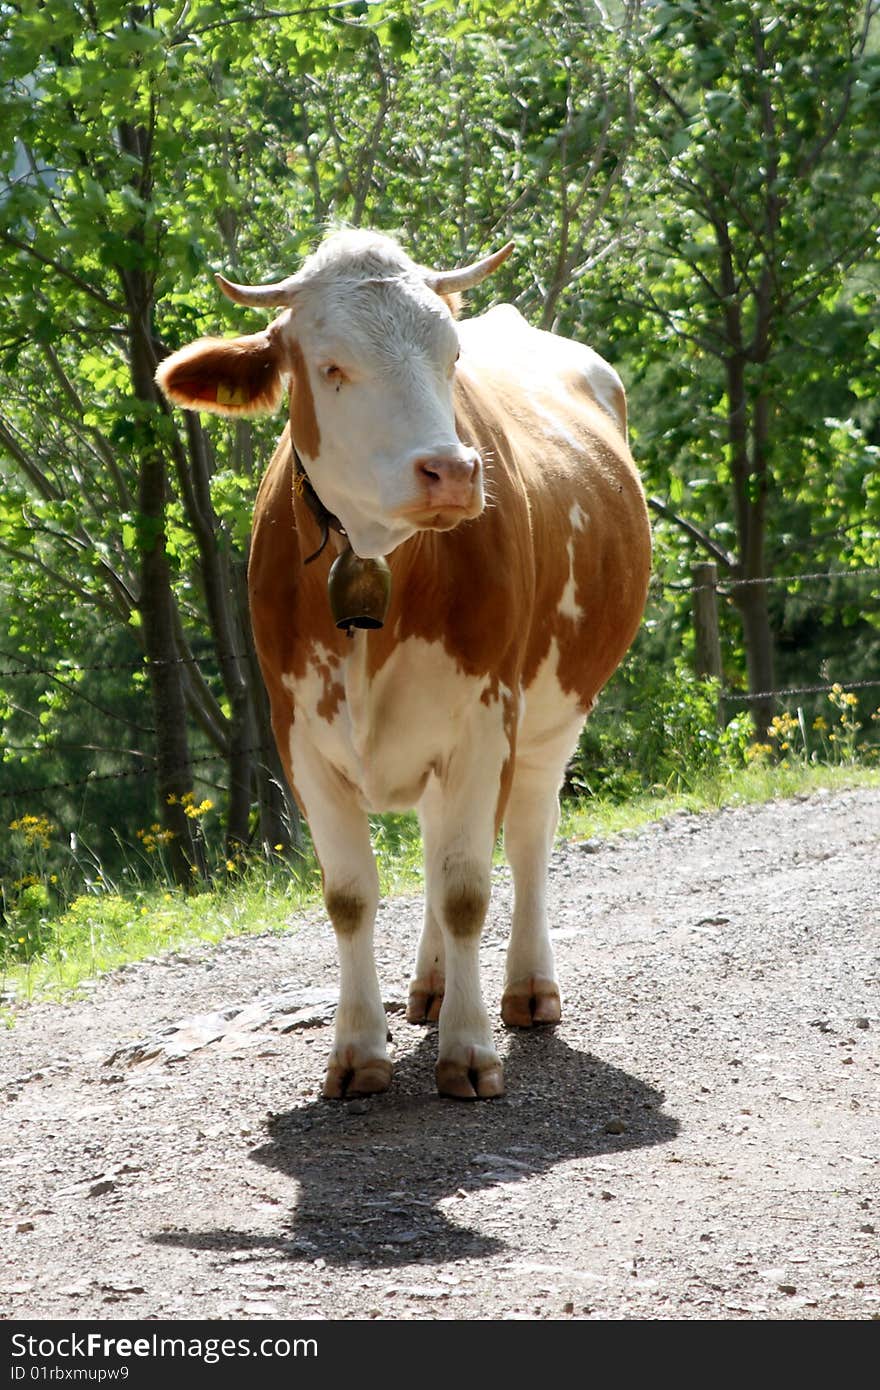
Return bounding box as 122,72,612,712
328,545,392,633
412,450,481,511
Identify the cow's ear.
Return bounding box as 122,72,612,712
155,330,284,416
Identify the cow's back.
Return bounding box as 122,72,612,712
453,306,651,720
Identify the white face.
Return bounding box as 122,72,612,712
283,274,484,559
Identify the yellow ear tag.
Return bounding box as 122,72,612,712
216,382,249,406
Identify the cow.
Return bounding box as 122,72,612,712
155,229,651,1101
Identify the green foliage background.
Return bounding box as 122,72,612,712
1,0,878,910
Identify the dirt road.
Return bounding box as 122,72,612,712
2,787,878,1321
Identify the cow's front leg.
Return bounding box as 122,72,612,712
419,775,504,1100
292,736,390,1099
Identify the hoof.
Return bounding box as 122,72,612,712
501,978,562,1029
435,1058,505,1101
323,1058,393,1100
406,986,444,1024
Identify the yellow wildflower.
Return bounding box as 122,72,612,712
9,814,54,849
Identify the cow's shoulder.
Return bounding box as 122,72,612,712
457,305,627,438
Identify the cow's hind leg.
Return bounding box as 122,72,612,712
419,775,504,1100
406,898,445,1023
292,736,390,1099
502,721,582,1027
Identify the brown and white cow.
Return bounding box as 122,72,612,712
156,229,651,1100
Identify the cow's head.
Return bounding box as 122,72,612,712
156,230,513,559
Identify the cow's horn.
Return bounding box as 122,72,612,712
215,272,301,309
425,241,514,294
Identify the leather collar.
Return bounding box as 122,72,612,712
291,444,346,564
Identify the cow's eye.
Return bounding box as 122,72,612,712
322,364,346,387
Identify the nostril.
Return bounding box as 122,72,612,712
415,455,477,484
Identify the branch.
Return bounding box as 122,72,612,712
617,287,726,356
0,231,126,315
795,1,874,181
39,342,135,512
0,417,64,501
647,495,737,571
8,667,154,736
171,608,231,754
0,537,119,615
170,2,363,44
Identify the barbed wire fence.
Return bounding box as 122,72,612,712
1,566,879,807
647,562,880,712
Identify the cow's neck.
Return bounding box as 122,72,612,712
292,443,346,564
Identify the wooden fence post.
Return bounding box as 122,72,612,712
692,561,723,724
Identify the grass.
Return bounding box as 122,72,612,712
559,760,880,840
2,759,878,1021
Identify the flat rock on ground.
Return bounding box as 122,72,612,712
1,787,878,1322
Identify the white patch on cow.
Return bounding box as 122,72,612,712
577,351,626,434
287,630,514,1087
557,537,583,622
569,501,588,531
285,635,510,815
503,640,590,1009
519,637,584,756
459,303,626,437
530,397,581,450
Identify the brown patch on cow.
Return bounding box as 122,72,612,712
248,427,348,689
493,691,518,835
363,370,535,701
502,380,651,713
325,889,365,936
362,366,650,725
442,871,489,939
317,677,344,722
310,650,344,722
436,289,462,318
493,749,515,839
288,339,321,459
155,332,284,417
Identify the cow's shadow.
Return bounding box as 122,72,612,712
153,1029,678,1269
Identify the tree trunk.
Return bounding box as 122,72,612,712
723,338,776,738
132,358,203,884
734,581,776,739
233,554,303,854
168,413,256,855
112,117,202,883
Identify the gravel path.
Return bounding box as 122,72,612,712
2,787,878,1321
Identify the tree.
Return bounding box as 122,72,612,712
616,0,880,731
1,0,641,870
0,1,350,872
